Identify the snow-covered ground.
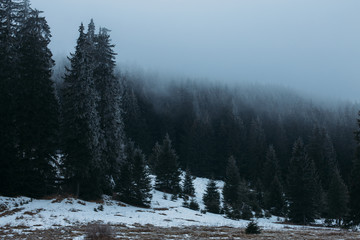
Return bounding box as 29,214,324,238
0,176,332,233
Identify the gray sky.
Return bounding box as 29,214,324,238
31,0,360,101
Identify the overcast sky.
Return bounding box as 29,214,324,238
31,0,360,101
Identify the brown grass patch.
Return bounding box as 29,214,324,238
153,207,169,211
0,207,24,217
116,202,126,207
23,208,44,216
1,224,360,240
0,203,7,212
77,200,86,205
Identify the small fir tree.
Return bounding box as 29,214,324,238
189,197,200,211
115,141,152,207
327,170,349,226
148,141,161,173
264,175,286,216
223,156,242,219
203,179,221,214
182,168,195,198
154,134,181,195
245,221,261,234
132,147,152,207
262,145,279,189
287,138,320,224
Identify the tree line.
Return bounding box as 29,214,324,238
1,0,360,227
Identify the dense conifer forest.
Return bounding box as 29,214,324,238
1,0,360,227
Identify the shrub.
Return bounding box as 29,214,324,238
189,198,199,211
245,221,261,234
182,199,189,208
171,194,178,201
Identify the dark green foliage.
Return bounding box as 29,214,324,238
287,138,321,224
241,204,253,220
182,199,189,208
15,8,59,197
223,156,241,209
264,175,286,216
154,134,181,194
182,169,195,198
132,147,152,207
203,179,221,214
247,117,267,181
61,20,127,200
307,126,338,191
262,145,286,216
245,221,261,234
115,142,133,204
262,145,279,189
327,170,349,226
115,141,152,207
148,142,161,173
0,0,21,196
62,22,103,200
349,111,360,225
116,75,358,190
171,194,178,201
223,156,253,219
189,197,200,211
93,26,125,189
0,1,59,197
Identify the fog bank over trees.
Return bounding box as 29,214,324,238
33,0,360,102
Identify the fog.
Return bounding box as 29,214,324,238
31,0,360,101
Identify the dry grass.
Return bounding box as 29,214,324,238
153,207,169,211
85,223,114,240
77,200,86,206
0,207,24,217
23,208,44,216
0,223,359,239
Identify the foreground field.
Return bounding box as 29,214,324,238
1,224,359,240
1,176,359,239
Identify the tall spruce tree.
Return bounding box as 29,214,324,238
0,0,22,196
262,146,285,216
223,156,242,219
264,175,286,216
154,134,181,194
307,126,337,191
349,111,360,225
327,169,349,225
132,146,152,207
203,179,221,214
262,145,280,189
93,26,125,192
15,7,59,197
287,138,320,224
247,117,266,181
62,22,102,200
